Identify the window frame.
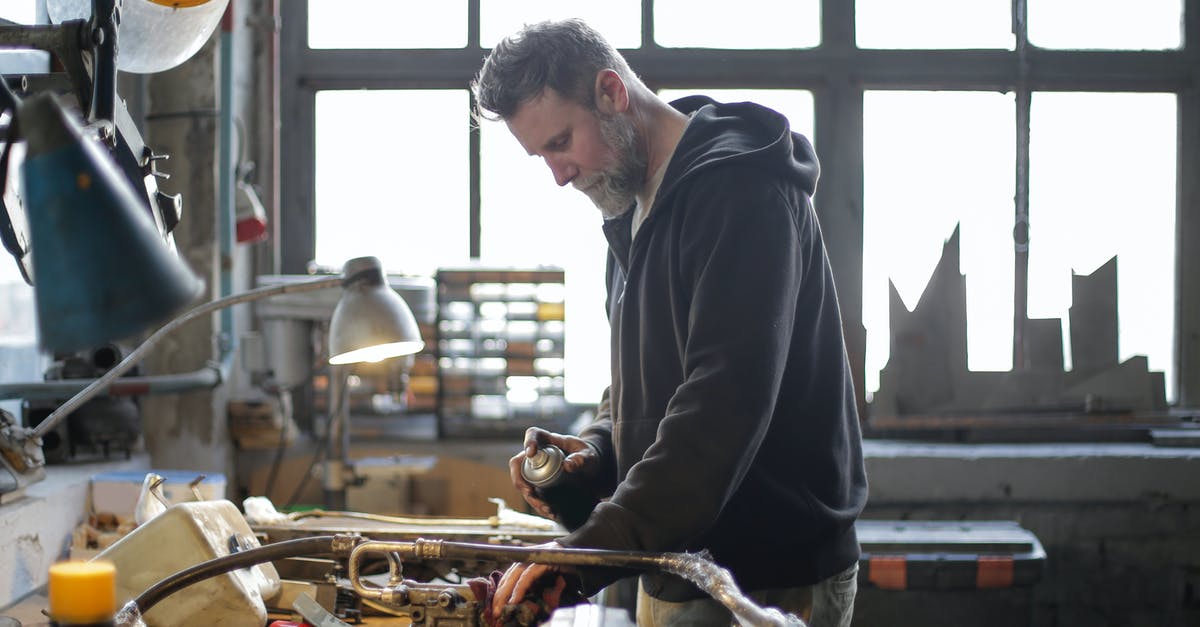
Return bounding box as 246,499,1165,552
280,0,1200,416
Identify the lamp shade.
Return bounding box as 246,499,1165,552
48,0,231,74
328,257,424,365
20,93,203,353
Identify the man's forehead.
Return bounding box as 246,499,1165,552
507,89,584,154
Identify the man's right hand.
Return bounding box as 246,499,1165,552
509,427,600,520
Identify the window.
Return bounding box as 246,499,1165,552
312,90,471,276
1028,0,1183,50
307,0,467,49
282,2,1196,429
654,0,820,49
478,123,609,403
481,0,641,48
857,0,1013,49
1028,92,1176,395
863,91,1015,394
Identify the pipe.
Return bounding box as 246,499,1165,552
217,1,235,339
288,508,503,528
0,366,222,401
131,534,355,616
347,539,807,627
33,275,343,439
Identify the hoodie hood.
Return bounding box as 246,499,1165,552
662,95,820,203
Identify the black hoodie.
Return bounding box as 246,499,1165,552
561,96,868,602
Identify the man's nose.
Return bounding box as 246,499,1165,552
545,156,575,187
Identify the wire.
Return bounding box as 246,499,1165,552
134,535,339,615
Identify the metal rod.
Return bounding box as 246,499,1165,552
0,366,222,400
322,364,349,510
289,508,504,528
1012,0,1031,371
34,276,343,438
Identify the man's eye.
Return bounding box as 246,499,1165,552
550,137,568,150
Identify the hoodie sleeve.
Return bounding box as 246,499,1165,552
563,165,809,571
576,386,618,497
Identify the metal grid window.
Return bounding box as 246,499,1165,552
281,0,1200,418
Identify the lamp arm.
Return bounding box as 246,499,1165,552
33,275,344,439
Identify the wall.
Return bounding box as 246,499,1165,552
860,441,1200,627
0,456,147,609
138,0,267,483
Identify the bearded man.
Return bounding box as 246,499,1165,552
471,18,867,627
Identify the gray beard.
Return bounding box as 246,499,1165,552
575,113,647,219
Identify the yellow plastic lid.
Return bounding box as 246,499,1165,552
48,561,116,624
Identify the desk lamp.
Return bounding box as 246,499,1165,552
0,256,424,500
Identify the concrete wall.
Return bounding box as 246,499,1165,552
0,456,147,608
860,441,1200,627
138,0,265,485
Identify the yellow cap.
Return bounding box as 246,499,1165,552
48,561,117,624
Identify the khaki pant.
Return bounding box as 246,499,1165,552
636,563,858,627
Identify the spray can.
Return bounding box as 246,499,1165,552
520,445,599,531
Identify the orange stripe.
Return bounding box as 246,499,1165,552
977,556,1014,588
868,556,907,590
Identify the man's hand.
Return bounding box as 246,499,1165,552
509,427,600,519
490,541,568,619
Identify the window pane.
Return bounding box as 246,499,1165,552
863,91,1016,396
313,90,470,276
308,0,466,49
1029,0,1182,50
857,0,1013,49
657,90,815,148
0,1,35,22
0,276,35,341
0,1,48,70
479,123,609,405
654,0,819,49
1029,92,1176,398
480,1,640,49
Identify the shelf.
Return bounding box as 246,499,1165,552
434,268,571,437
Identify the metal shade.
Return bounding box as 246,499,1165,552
328,257,424,365
20,93,203,353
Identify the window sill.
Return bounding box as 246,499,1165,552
864,439,1200,503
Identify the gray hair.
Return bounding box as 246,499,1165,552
471,18,637,122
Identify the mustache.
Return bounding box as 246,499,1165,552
572,174,602,191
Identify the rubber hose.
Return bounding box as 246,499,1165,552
134,535,338,614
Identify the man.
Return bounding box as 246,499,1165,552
471,18,867,627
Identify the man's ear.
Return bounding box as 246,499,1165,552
594,69,629,115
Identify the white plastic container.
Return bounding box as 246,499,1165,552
95,500,281,627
